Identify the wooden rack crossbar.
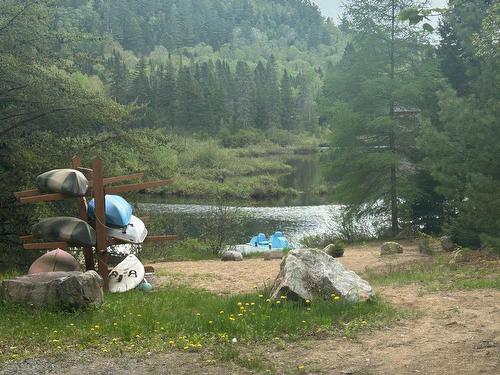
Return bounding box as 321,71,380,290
15,156,176,291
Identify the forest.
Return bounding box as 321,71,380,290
0,0,499,271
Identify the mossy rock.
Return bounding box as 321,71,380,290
380,241,403,255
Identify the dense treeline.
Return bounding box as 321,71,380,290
322,0,499,249
107,51,313,133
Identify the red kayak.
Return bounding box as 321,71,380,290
28,249,81,274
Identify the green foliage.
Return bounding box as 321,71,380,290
328,241,345,258
365,251,500,291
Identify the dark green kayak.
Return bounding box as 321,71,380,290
36,169,89,196
32,217,96,247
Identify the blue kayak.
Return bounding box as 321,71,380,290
87,195,132,227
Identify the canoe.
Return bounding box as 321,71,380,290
36,169,88,196
28,248,80,274
88,195,132,227
32,217,96,247
106,215,147,244
108,254,145,293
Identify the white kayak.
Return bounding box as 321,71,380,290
106,215,147,244
108,254,145,293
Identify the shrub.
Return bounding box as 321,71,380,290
328,241,345,258
417,233,442,256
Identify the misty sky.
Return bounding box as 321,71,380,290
313,0,448,21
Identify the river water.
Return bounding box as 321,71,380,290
138,202,341,244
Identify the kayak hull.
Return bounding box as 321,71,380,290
106,215,147,244
36,169,88,196
88,195,132,227
28,249,80,274
108,254,145,293
32,217,96,247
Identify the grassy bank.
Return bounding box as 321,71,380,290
365,250,500,291
156,134,321,200
0,288,403,362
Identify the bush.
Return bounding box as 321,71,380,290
327,241,345,258
417,233,442,256
219,128,259,148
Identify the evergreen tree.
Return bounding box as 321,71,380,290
280,69,297,130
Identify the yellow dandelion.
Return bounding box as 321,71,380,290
250,302,255,306
298,365,305,370
276,300,281,304
280,295,287,299
208,320,213,324
245,302,250,306
237,302,243,306
196,313,201,316
183,346,189,350
238,313,243,316
305,299,310,304
266,299,271,302
302,320,306,323
258,294,264,298
69,323,74,327
334,296,340,300
168,340,175,345
219,310,224,314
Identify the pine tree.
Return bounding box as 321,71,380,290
280,69,297,130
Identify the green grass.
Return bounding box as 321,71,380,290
0,288,403,362
364,252,500,291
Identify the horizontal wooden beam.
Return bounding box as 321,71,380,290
19,192,68,204
103,172,144,186
14,189,40,198
105,179,172,195
23,242,68,250
20,235,34,242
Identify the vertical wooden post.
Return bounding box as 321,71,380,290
92,157,109,291
72,156,95,271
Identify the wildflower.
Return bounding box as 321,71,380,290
112,338,119,342
266,299,271,302
276,300,281,304
239,306,245,310
229,317,235,321
245,302,250,306
168,340,175,344
231,338,237,343
298,364,305,371
280,295,287,299
362,320,367,324
334,296,340,301
196,313,201,316
94,325,100,329
183,346,189,350
305,299,310,304
251,302,255,306
258,294,264,298
113,322,117,326
302,320,306,323
208,320,213,324
69,323,74,327
238,313,243,316
219,310,224,314
237,302,243,307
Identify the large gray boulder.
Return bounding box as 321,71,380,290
221,250,243,261
269,249,373,302
0,271,103,310
380,241,403,255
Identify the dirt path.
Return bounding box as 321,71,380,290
2,244,498,375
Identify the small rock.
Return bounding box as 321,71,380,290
380,241,403,255
221,251,243,261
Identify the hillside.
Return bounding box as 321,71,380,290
60,0,345,133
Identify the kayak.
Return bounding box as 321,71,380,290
108,254,145,293
36,169,88,196
87,195,132,227
32,217,96,247
106,215,147,244
28,248,80,274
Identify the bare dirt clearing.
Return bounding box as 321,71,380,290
152,242,426,294
1,244,498,375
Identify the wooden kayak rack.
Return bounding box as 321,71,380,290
15,156,176,290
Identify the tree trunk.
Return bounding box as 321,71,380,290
389,0,398,236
